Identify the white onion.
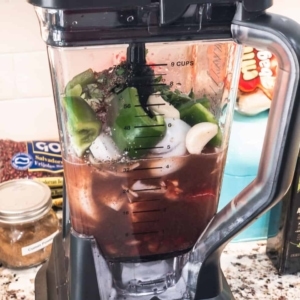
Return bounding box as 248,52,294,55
90,133,121,161
150,118,191,157
147,94,180,119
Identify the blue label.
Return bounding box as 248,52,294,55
11,141,63,173
31,141,62,156
11,153,34,171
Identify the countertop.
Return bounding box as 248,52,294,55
0,241,299,300
221,242,300,300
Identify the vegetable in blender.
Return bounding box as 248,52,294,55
61,45,226,260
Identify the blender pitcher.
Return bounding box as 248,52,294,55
29,1,300,300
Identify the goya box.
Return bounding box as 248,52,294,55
0,139,64,206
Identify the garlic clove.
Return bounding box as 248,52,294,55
147,94,180,119
150,118,191,156
186,122,218,154
90,133,121,161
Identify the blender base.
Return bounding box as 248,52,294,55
203,273,233,300
35,231,234,300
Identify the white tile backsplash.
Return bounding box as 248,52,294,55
268,0,300,21
0,0,56,140
0,98,58,141
13,51,53,99
0,54,16,100
0,0,300,141
0,0,45,54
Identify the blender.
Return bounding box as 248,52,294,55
27,0,300,299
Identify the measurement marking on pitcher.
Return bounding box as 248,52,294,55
146,63,168,67
135,103,166,108
134,124,165,128
134,147,163,151
133,166,163,171
132,187,162,192
130,156,163,161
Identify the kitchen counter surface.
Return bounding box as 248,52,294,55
221,241,300,300
0,241,299,300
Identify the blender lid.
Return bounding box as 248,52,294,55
27,0,273,24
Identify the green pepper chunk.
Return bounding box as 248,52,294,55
161,91,191,109
179,102,222,146
66,84,82,97
63,96,101,157
195,97,210,110
176,97,211,111
65,69,96,96
112,87,166,159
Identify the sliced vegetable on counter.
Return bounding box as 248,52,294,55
112,87,166,159
63,96,102,157
186,123,218,155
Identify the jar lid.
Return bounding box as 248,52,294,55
0,179,52,224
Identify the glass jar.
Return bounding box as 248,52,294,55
0,179,59,269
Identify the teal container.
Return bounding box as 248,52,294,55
218,110,270,242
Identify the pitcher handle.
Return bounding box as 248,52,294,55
190,3,300,286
